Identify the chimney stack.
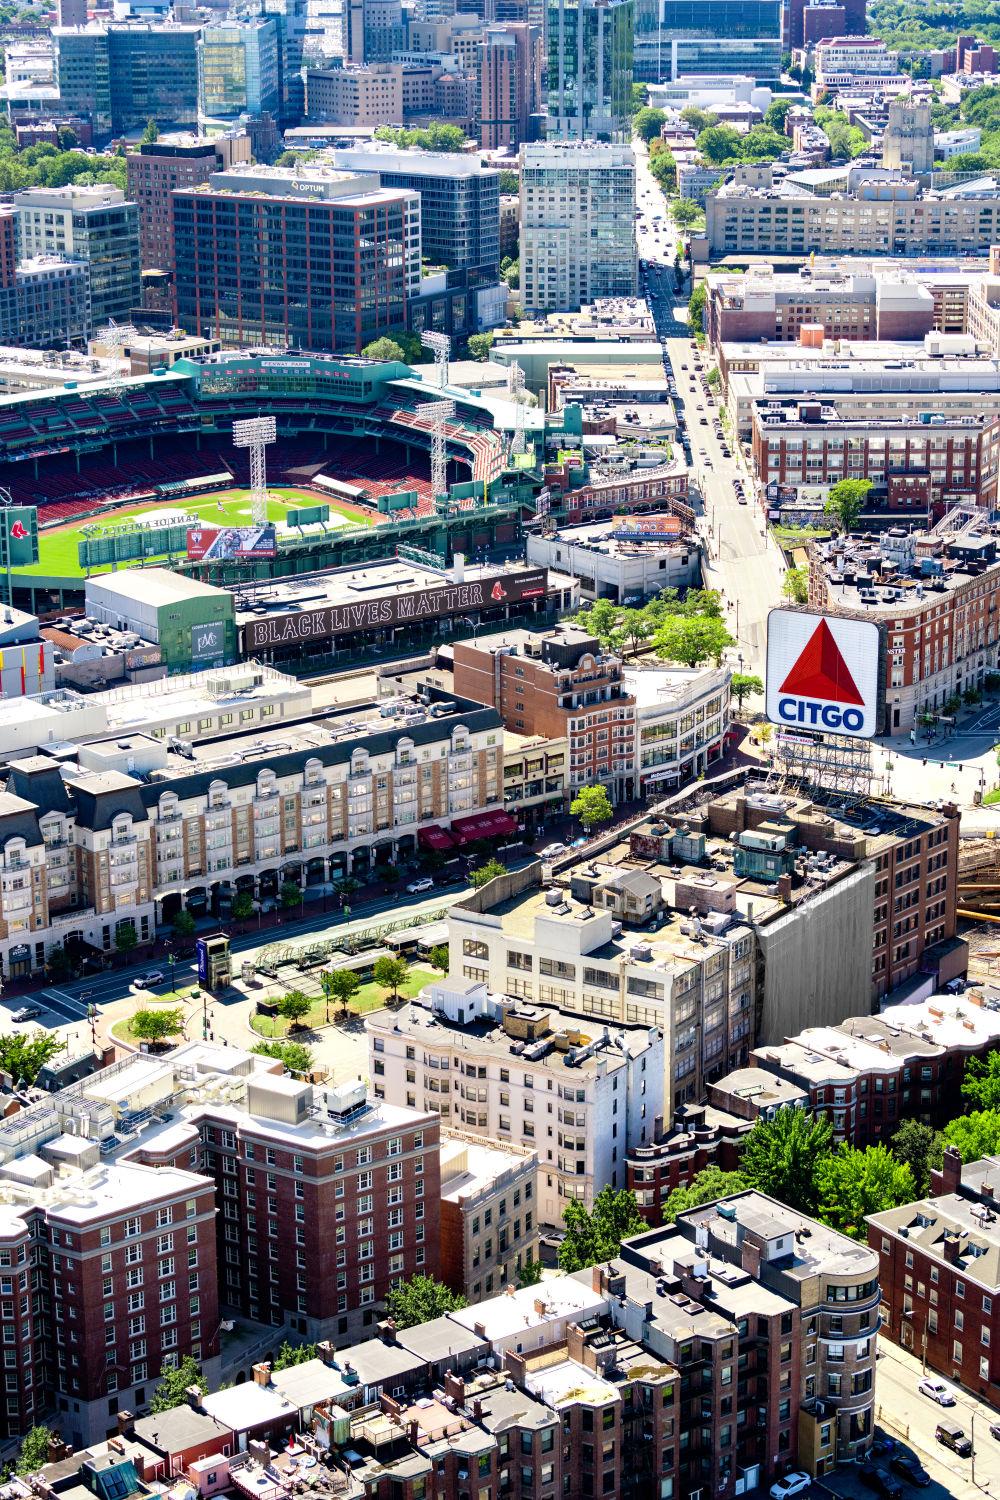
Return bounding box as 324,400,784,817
252,1362,272,1387
185,1385,204,1411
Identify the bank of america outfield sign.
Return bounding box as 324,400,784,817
765,609,882,739
242,569,549,652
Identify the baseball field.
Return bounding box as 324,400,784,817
20,488,374,579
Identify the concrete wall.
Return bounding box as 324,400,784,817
756,863,876,1043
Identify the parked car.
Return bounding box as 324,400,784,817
935,1419,972,1457
919,1376,956,1406
769,1473,810,1500
890,1456,930,1486
11,1006,41,1022
540,842,568,858
859,1468,903,1499
406,877,435,894
134,970,165,988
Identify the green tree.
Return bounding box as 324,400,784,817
372,955,408,1003
232,891,254,925
670,197,703,228
653,614,733,668
740,1110,833,1215
386,1273,467,1328
16,1425,54,1476
558,1186,645,1271
944,1108,1000,1163
824,478,872,532
172,909,196,941
764,98,792,133
688,281,707,335
0,1031,62,1086
696,124,743,163
362,336,406,362
570,785,614,833
273,1340,317,1370
782,565,809,604
631,81,650,113
730,673,763,711
150,1355,206,1413
497,168,519,193
500,257,519,290
115,921,139,964
648,140,677,192
817,1144,916,1239
705,366,721,388
429,943,450,972
140,118,159,144
57,126,78,150
680,107,718,132
280,880,303,911
740,125,789,161
621,607,651,656
320,967,360,1018
251,1039,314,1074
962,1049,1000,1110
131,1007,185,1044
517,1256,544,1288
277,990,312,1029
576,596,620,646
662,1167,746,1222
467,332,493,360
633,106,667,144
470,856,506,889
890,1119,944,1196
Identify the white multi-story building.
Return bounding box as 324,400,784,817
13,183,140,325
367,975,664,1226
627,663,731,792
519,141,637,315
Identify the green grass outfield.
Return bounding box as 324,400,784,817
20,488,373,579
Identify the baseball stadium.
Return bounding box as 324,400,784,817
0,349,524,613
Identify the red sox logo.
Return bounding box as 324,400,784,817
9,522,26,540
491,582,507,601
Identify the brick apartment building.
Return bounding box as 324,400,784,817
870,1145,1000,1400
126,132,251,277
453,623,637,802
807,524,1000,735
752,403,1000,513
477,24,541,149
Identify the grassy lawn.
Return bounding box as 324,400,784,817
21,488,372,579
772,526,832,547
984,789,1000,806
252,964,439,1037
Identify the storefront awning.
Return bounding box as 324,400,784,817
418,825,455,851
450,810,519,844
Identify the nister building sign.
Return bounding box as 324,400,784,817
243,569,549,650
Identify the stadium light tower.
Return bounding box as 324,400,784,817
416,399,455,501
99,319,138,399
420,330,451,388
232,415,276,526
507,360,526,454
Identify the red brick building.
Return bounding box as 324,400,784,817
454,624,637,803
126,133,250,277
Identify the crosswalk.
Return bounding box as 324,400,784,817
37,988,93,1022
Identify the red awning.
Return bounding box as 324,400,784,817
451,810,519,843
419,825,455,850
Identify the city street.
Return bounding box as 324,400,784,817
634,146,785,674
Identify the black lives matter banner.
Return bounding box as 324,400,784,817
243,569,549,651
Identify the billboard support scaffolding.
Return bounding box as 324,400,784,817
99,319,138,399
233,415,277,526
507,362,526,455
416,399,455,502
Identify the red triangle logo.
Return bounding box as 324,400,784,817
779,619,864,705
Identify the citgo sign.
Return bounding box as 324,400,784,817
765,610,881,739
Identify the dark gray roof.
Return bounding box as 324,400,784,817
134,699,503,809
5,756,73,815
335,1338,426,1388
132,1405,233,1453
394,1315,488,1368
64,772,149,831
0,791,42,850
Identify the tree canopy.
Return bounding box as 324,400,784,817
386,1273,467,1328
662,1167,746,1223
962,1048,1000,1110
373,123,466,151
558,1186,645,1271
16,1426,53,1476
251,1039,314,1075
470,857,507,889
131,1008,184,1043
362,336,406,362
890,1119,943,1196
570,785,614,831
0,1031,62,1085
150,1356,205,1413
944,1108,1000,1164
740,1110,833,1216
633,107,667,144
273,1340,317,1370
653,613,733,668
824,479,872,531
817,1144,916,1239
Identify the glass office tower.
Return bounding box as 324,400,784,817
547,0,633,143
633,0,781,82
